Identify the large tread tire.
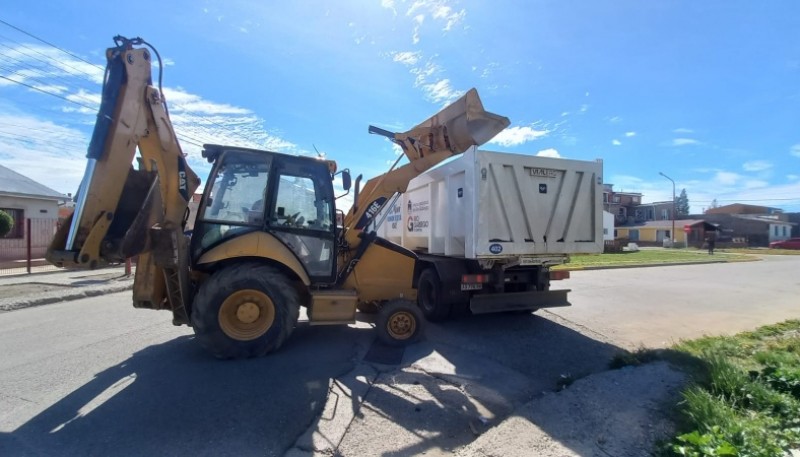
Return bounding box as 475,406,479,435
376,299,424,347
417,268,451,322
191,262,300,359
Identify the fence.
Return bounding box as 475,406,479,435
0,218,61,275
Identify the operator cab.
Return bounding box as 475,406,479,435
191,145,343,283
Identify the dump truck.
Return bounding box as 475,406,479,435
373,148,604,321
46,36,514,358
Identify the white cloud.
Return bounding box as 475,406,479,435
392,51,421,66
0,114,89,194
672,138,699,146
579,104,589,113
412,14,424,44
381,0,397,15
742,160,772,172
163,88,251,115
673,128,693,134
791,143,800,157
787,174,799,181
410,61,441,87
432,5,466,31
421,79,463,104
714,171,740,186
488,125,548,147
625,131,636,137
612,139,621,146
536,148,561,158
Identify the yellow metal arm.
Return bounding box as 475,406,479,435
47,37,200,320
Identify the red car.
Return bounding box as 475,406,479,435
769,237,800,249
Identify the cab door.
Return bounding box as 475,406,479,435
264,156,337,284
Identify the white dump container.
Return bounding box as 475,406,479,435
376,147,603,259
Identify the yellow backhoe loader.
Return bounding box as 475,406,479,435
47,36,509,358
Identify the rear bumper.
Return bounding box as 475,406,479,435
469,289,571,314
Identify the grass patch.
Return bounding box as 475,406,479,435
554,249,755,270
650,320,800,456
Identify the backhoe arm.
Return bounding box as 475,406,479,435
47,37,200,323
343,88,509,235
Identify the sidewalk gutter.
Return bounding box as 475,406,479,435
0,269,134,312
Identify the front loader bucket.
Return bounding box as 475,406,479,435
396,88,509,160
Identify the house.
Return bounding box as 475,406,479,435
615,219,717,247
630,201,674,224
603,184,643,225
0,165,67,261
696,213,794,247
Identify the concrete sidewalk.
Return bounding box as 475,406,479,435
0,266,133,312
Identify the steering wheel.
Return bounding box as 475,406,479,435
283,212,302,227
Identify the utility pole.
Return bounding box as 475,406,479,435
659,172,676,246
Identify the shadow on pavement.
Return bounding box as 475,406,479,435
315,312,626,456
0,324,371,457
2,311,625,457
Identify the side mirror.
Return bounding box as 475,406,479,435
341,169,352,191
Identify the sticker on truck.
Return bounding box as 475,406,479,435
489,243,503,254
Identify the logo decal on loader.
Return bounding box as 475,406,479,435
355,197,387,229
489,243,503,254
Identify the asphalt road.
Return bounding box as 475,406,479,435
1,255,798,456
555,254,800,349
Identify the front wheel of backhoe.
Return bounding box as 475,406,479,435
376,299,424,347
191,263,300,359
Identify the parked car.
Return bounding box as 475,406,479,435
769,238,800,250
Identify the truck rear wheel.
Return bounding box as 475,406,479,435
376,299,423,347
418,268,451,322
191,263,300,359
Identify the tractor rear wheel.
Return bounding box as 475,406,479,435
191,263,300,359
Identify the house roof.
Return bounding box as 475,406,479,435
618,219,718,230
0,164,67,201
705,203,782,215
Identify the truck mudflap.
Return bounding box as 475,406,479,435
469,289,571,314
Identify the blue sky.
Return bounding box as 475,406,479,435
0,0,798,213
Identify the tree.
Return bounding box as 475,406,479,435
0,210,13,238
675,188,690,217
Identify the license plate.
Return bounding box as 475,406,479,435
460,283,482,291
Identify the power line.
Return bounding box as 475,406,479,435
0,20,260,150
0,55,100,108
0,34,101,82
0,18,103,71
0,74,97,111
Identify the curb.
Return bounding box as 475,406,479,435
0,282,133,312
562,257,757,271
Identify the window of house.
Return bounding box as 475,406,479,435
633,196,639,203
662,209,670,220
613,195,620,203
618,208,625,216
0,208,24,239
783,226,788,237
774,226,779,236
647,209,654,220
603,193,609,203
629,229,639,241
